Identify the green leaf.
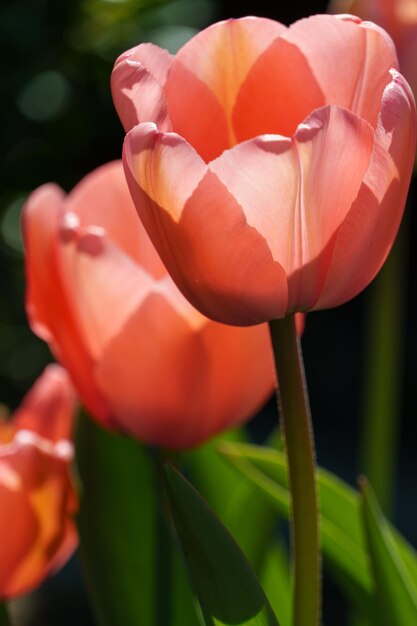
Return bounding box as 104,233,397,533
0,604,10,626
164,464,280,626
260,542,291,626
219,442,370,597
184,430,248,517
185,430,276,571
219,441,417,612
75,413,156,626
360,479,417,625
76,414,201,626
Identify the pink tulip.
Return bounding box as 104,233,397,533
113,15,416,326
329,0,417,98
23,161,275,450
0,365,77,599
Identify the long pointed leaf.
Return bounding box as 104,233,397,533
260,543,292,626
360,480,417,625
185,431,276,571
219,441,417,610
75,414,156,626
164,464,280,626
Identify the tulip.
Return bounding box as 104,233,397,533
0,365,77,599
23,161,275,450
329,0,417,98
114,14,416,326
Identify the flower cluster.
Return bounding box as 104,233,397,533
3,11,415,607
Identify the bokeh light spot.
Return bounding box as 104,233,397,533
1,196,25,253
17,71,72,122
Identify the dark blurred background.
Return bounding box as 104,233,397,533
1,0,416,624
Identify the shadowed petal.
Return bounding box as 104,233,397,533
233,37,325,139
316,70,416,309
96,293,209,449
283,14,398,127
123,123,289,324
210,105,374,310
194,321,274,437
165,16,286,159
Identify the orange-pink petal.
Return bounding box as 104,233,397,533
210,105,374,311
194,321,275,439
97,292,275,449
12,365,76,442
111,43,172,132
59,229,155,360
123,123,289,324
96,293,209,449
282,14,398,127
316,70,416,309
0,435,76,599
65,160,165,277
165,16,286,159
233,36,325,140
23,186,111,423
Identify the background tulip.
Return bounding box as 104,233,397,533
23,161,275,450
0,364,77,600
115,14,416,326
329,0,417,98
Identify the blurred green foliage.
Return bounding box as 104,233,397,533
0,0,216,410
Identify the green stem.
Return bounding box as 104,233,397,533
0,604,10,626
360,226,407,516
269,315,321,626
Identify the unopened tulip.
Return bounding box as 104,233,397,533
329,0,417,98
23,161,275,450
114,15,416,326
0,365,77,599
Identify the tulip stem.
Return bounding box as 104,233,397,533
360,224,407,516
0,604,10,626
269,315,320,626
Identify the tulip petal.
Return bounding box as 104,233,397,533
233,37,325,140
111,43,172,132
195,321,275,437
23,187,111,423
66,160,165,278
210,105,374,311
282,15,398,128
60,229,155,359
316,71,416,309
96,293,209,449
0,440,76,599
123,123,289,324
13,365,76,443
165,17,286,160
98,294,274,449
0,477,37,596
7,456,75,597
